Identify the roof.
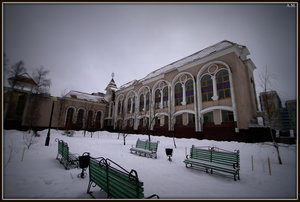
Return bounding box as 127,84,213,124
105,78,118,91
119,40,243,90
64,90,106,103
8,73,37,86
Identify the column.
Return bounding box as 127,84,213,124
211,75,219,101
181,83,186,105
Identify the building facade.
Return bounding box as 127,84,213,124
111,40,258,138
5,40,265,141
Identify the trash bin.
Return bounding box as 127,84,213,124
165,148,173,161
79,155,90,169
78,152,90,178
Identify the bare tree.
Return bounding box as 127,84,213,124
32,66,51,94
4,60,27,121
259,66,282,165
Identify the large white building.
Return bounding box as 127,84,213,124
106,40,258,139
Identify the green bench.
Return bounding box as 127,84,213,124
184,145,240,181
87,157,159,199
55,138,79,169
130,139,159,158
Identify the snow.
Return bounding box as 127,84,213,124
64,90,105,103
3,129,297,199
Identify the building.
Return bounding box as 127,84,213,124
111,40,258,139
5,40,265,141
259,90,297,137
259,91,282,130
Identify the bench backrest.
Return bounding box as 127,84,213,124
136,139,148,150
62,142,70,161
147,141,159,152
89,158,144,198
211,149,240,168
136,139,159,152
58,140,63,156
189,146,239,168
190,146,212,162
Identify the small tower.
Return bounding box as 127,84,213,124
104,73,117,102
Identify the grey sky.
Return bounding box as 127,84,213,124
4,3,297,103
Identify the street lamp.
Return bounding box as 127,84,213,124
45,96,57,146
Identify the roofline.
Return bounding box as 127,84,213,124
118,40,248,91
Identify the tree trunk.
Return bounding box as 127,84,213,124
269,127,282,164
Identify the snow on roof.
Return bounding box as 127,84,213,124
119,80,138,90
64,90,106,103
118,40,238,90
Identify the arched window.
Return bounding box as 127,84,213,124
65,108,74,129
188,113,195,125
146,92,150,111
95,111,102,129
139,94,144,111
86,110,94,130
154,89,161,109
175,83,183,106
163,87,168,108
201,75,213,102
127,98,132,113
110,103,113,117
118,100,122,114
76,109,84,129
203,111,214,123
216,70,231,99
132,96,135,113
185,79,194,104
221,110,234,122
175,114,183,125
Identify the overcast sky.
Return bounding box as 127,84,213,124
3,3,297,104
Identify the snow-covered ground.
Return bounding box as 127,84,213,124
3,129,297,199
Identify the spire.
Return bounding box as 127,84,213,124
105,72,117,91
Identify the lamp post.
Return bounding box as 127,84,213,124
45,96,57,146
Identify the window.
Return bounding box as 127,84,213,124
164,116,169,126
95,111,102,129
118,100,122,114
127,98,132,113
66,108,74,121
76,109,84,128
188,113,195,125
66,108,74,129
155,117,160,125
132,96,135,113
203,111,214,123
175,114,183,125
175,83,183,106
163,87,168,108
222,110,234,122
86,110,94,129
185,79,194,104
154,89,161,109
201,75,213,102
139,94,144,111
110,103,113,117
216,70,231,99
146,92,150,111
